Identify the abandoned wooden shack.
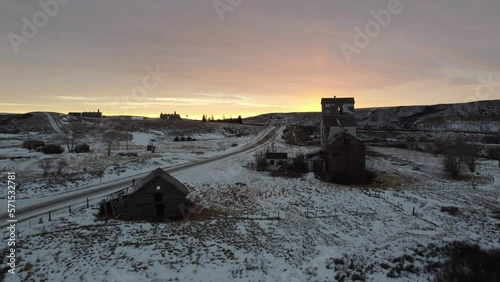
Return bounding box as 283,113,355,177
99,168,189,220
325,132,366,184
265,152,288,171
305,151,326,174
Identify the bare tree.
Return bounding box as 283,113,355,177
94,162,106,183
103,130,122,157
463,143,478,173
253,151,267,171
39,159,54,176
64,124,85,152
56,158,68,175
122,132,133,151
443,153,466,179
442,140,476,179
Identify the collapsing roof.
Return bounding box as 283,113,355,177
128,168,188,196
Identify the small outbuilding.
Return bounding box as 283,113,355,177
100,168,189,220
305,151,326,173
265,152,288,171
325,132,366,184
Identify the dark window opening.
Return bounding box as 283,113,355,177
154,193,162,202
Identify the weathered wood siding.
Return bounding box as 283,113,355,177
326,136,366,183
122,176,186,219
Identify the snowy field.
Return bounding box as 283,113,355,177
2,135,499,281
0,125,262,199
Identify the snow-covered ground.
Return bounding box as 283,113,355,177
0,127,261,199
3,134,499,281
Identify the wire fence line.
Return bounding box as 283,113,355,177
11,182,473,239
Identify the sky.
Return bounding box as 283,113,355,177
1,0,499,119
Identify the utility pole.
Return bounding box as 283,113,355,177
498,130,500,168
27,131,31,152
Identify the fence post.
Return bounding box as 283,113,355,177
87,198,89,208
412,208,415,216
49,211,51,221
69,206,71,213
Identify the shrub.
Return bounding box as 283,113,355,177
186,136,193,141
22,140,45,150
173,136,179,142
440,140,477,178
41,144,64,154
38,158,54,176
441,206,459,216
487,148,499,161
74,143,90,153
443,153,465,179
253,151,267,171
435,242,500,282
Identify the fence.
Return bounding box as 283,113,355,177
363,188,441,228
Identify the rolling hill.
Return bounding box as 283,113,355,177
244,100,500,133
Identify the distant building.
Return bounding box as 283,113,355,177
305,151,325,173
81,109,102,118
325,132,366,184
265,152,288,171
160,111,181,120
68,112,82,117
320,97,356,148
99,168,189,220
